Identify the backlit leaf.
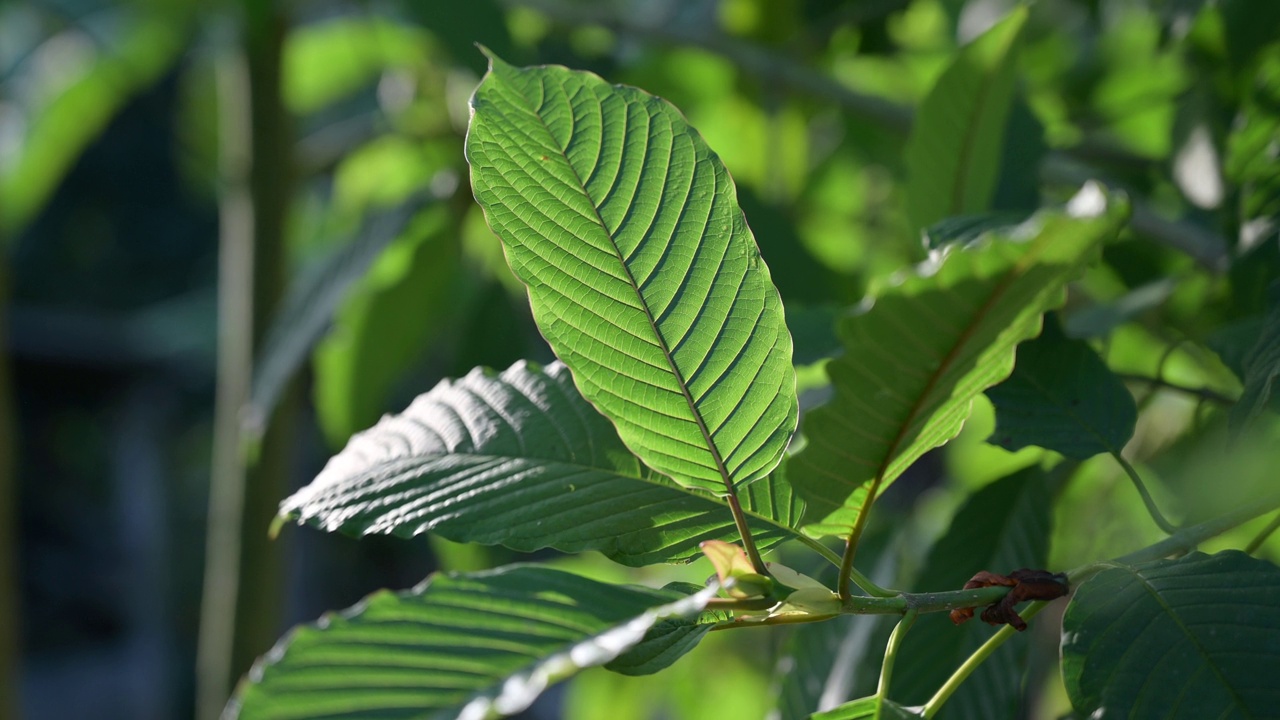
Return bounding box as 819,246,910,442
466,52,797,495
791,184,1128,535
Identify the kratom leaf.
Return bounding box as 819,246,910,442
466,52,797,495
605,582,727,676
904,7,1029,231
1061,550,1280,719
791,184,1128,535
985,316,1137,458
279,360,806,566
227,565,716,720
883,467,1053,718
809,696,922,720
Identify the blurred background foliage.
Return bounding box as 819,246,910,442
0,0,1275,718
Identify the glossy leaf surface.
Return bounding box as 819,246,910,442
467,52,797,494
279,360,804,566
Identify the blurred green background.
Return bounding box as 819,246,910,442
1,0,1274,718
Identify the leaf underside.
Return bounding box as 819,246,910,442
227,565,715,720
985,316,1137,458
279,360,804,566
810,695,922,720
466,52,797,495
791,184,1129,536
904,7,1028,231
1061,550,1280,719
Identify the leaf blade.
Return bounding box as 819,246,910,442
227,566,715,720
1061,550,1280,719
466,53,797,494
985,316,1137,458
792,184,1129,535
279,360,804,566
905,7,1029,231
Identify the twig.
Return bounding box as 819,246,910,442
1245,510,1280,554
1112,453,1179,535
1115,373,1235,405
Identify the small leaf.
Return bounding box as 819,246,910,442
227,565,715,719
1062,550,1280,719
985,316,1137,458
467,52,798,494
809,695,923,720
905,7,1029,231
605,582,728,677
791,184,1129,536
281,360,806,566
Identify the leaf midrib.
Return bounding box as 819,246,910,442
513,73,737,494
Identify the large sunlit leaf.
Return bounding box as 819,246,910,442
1061,550,1280,719
792,184,1128,535
904,7,1028,231
884,467,1053,718
227,565,716,720
279,360,806,566
466,52,797,495
985,316,1137,458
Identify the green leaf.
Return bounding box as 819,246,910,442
1061,550,1280,719
985,316,1137,458
1230,286,1280,434
248,201,425,440
313,205,468,446
904,7,1029,231
809,696,922,720
791,184,1129,535
605,582,727,676
280,360,806,566
466,52,797,495
227,565,715,720
885,467,1053,717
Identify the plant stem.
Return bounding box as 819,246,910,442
195,7,296,719
877,610,918,701
1115,373,1235,405
921,601,1048,718
837,480,881,602
1112,452,1178,534
1245,511,1280,554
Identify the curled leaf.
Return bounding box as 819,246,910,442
949,568,1068,631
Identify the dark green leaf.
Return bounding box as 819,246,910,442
904,8,1029,231
985,316,1137,458
227,565,714,719
281,360,805,566
791,185,1128,536
1230,285,1280,434
886,467,1053,718
466,52,797,495
1062,550,1280,719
